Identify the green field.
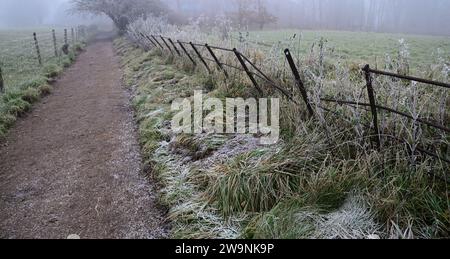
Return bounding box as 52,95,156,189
0,28,78,88
239,29,450,71
0,28,84,137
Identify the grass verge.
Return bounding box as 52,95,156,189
115,37,449,239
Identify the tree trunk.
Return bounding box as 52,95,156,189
109,15,129,35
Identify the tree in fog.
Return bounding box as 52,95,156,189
70,0,168,33
231,0,253,27
227,0,277,29
254,0,277,29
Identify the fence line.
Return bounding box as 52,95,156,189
33,32,42,66
0,27,86,94
131,32,449,166
365,66,450,89
0,66,3,93
52,29,58,57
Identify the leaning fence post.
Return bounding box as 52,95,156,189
33,32,42,66
178,41,196,67
233,48,263,94
205,44,229,78
138,33,146,48
190,42,211,74
138,33,150,51
145,35,158,48
151,35,164,49
168,38,181,56
0,66,4,93
52,29,58,57
363,64,381,149
160,36,173,54
284,49,314,117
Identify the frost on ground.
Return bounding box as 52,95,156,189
156,131,269,238
303,194,382,239
116,37,273,238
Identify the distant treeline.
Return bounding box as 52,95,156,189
273,0,450,36
164,0,450,36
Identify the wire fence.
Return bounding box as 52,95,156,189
0,26,87,93
133,32,450,168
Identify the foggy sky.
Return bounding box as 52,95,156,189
1,0,449,36
0,0,109,28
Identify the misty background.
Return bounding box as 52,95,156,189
0,0,449,36
0,0,110,28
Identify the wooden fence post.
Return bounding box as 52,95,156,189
233,48,263,94
168,38,181,56
178,41,196,67
363,64,381,149
145,35,158,48
190,42,211,74
160,36,173,55
205,44,229,78
0,66,4,93
33,32,42,66
285,49,314,117
151,35,164,49
52,29,58,57
138,33,150,51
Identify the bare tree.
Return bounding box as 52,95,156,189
228,0,277,29
234,0,253,28
254,0,277,29
70,0,168,33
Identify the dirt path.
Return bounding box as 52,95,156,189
0,38,167,239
